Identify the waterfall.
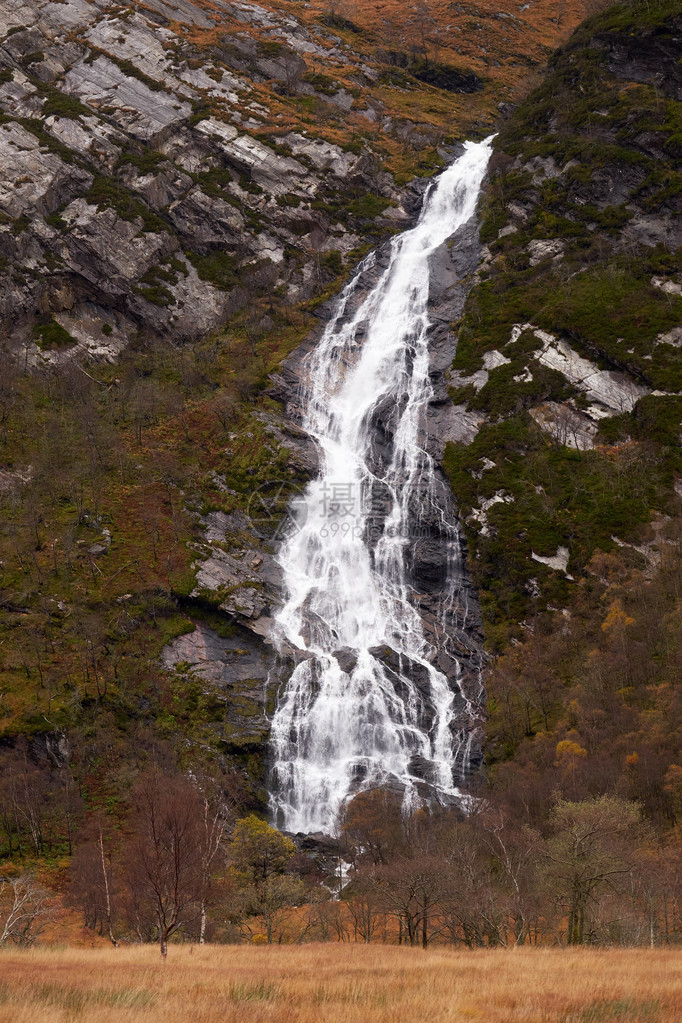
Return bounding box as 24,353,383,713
270,139,494,835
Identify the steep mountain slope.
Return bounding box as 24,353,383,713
0,0,400,356
445,0,682,639
2,0,680,857
0,0,593,814
441,0,682,828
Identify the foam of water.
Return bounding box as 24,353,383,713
270,139,494,834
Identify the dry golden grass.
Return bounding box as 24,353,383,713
0,944,680,1022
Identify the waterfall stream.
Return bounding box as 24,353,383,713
270,139,494,834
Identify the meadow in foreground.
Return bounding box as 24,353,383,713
0,944,680,1023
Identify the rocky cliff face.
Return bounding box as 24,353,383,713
0,0,409,362
0,0,595,364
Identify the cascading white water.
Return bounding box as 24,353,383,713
270,139,493,834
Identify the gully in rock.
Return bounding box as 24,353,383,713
270,139,494,835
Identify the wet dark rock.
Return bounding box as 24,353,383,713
333,648,358,675
267,183,489,801
162,619,275,751
298,832,343,855
598,27,682,100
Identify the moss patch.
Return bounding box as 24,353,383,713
32,318,77,349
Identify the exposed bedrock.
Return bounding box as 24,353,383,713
168,160,489,812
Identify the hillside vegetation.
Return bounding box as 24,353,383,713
0,0,592,773
0,0,593,830
440,0,682,829
447,0,682,633
0,0,681,951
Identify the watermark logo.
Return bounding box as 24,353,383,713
247,479,432,542
246,481,307,538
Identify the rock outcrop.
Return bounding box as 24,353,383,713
0,0,412,360
0,0,593,367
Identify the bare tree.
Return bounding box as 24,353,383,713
0,747,48,857
438,818,505,948
236,874,305,944
211,392,237,433
311,897,350,942
68,814,119,945
407,1,437,63
127,378,163,444
123,769,203,957
341,788,407,866
345,887,384,943
478,807,543,946
0,874,52,946
0,360,18,446
370,854,447,947
196,780,233,944
274,46,306,96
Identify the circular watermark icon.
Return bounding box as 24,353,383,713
246,480,308,538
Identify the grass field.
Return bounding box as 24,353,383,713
0,945,680,1022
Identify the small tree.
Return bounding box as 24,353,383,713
478,807,544,946
196,781,233,944
438,818,505,948
0,875,52,946
341,788,406,865
344,883,385,943
124,770,203,957
239,874,305,944
0,746,50,857
229,815,299,943
368,854,447,947
543,796,647,945
68,814,119,946
230,814,296,883
274,46,306,96
211,392,236,432
0,359,18,446
407,1,437,64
